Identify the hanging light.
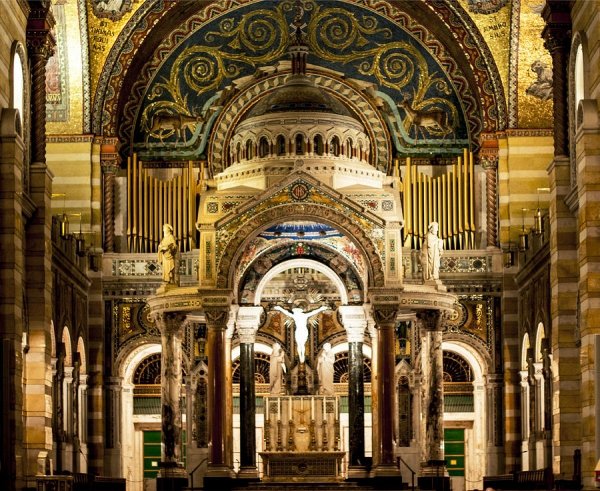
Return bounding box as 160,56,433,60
75,213,86,256
59,213,69,238
504,243,515,268
519,208,528,251
533,208,543,236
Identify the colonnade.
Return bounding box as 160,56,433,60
149,299,450,487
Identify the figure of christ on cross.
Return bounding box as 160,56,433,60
273,305,329,363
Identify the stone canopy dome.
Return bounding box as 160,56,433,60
243,74,354,120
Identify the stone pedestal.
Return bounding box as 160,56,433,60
417,460,450,491
157,462,187,491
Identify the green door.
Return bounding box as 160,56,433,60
444,428,465,477
143,431,161,479
143,430,188,479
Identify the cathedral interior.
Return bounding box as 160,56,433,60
1,0,599,490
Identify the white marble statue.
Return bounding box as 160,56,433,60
317,342,335,396
273,305,329,363
421,221,444,280
269,342,287,395
158,224,177,284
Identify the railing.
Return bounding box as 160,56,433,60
189,457,208,490
37,474,125,491
398,456,416,490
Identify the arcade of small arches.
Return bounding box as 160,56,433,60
229,127,371,165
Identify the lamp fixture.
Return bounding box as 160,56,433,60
504,242,515,268
519,208,528,252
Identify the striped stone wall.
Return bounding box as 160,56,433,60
571,1,600,485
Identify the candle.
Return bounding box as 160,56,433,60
311,398,315,420
277,398,281,420
334,397,338,418
266,397,269,422
288,396,292,421
322,397,326,420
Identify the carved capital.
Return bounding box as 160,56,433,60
100,138,121,172
153,311,186,335
479,155,499,170
204,307,230,331
26,2,56,60
338,305,367,342
417,309,443,331
372,305,398,328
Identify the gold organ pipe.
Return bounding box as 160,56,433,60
146,175,154,252
153,176,159,250
417,171,422,245
457,157,463,234
437,175,443,239
452,166,458,246
423,174,428,237
428,174,433,234
404,157,413,235
137,156,143,252
441,173,447,240
142,167,147,252
132,154,138,251
463,149,469,232
142,169,150,252
189,162,195,249
178,173,184,249
127,156,132,250
469,150,475,234
183,168,188,250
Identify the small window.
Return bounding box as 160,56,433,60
330,136,340,157
346,138,353,158
575,44,584,108
314,135,324,156
276,135,286,156
295,134,305,155
259,137,269,158
245,140,254,160
12,49,24,126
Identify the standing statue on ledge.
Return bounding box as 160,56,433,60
269,342,287,395
158,224,178,285
421,221,443,281
317,342,335,396
274,305,329,363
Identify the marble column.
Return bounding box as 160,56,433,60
153,312,187,487
236,306,263,478
364,306,379,470
100,139,120,252
339,306,367,475
372,304,399,475
419,310,444,463
204,306,233,477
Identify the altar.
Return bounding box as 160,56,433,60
260,395,343,481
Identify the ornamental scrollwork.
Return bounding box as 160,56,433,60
140,1,294,142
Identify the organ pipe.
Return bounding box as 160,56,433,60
400,150,477,250
127,154,199,253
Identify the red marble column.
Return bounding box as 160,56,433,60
372,304,399,475
100,138,120,253
204,306,233,477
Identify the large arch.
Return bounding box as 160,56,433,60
253,259,349,305
95,0,506,153
216,201,386,292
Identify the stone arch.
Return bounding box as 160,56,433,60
61,326,73,367
216,202,385,293
9,41,27,133
253,258,349,305
76,336,86,375
50,320,56,358
521,332,531,371
534,322,546,363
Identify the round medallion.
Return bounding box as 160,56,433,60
290,182,310,201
